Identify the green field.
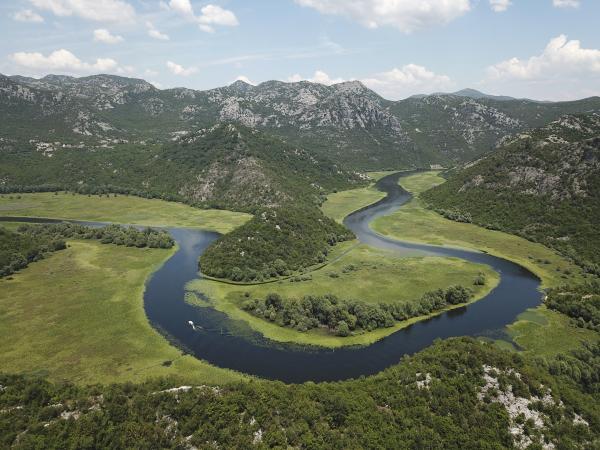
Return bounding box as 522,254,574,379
503,307,600,357
0,240,246,385
321,171,402,223
187,244,499,348
367,171,595,357
322,186,386,223
371,171,584,288
0,192,251,233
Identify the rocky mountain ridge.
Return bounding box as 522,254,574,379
3,73,600,169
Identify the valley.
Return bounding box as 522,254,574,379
1,75,599,447
1,170,558,381
2,0,600,441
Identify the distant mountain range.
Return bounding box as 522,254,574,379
2,73,599,171
410,88,519,102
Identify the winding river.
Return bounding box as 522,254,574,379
3,171,543,383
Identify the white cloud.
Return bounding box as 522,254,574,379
362,64,454,99
489,0,511,12
234,75,256,85
166,60,196,76
168,0,193,17
486,35,600,81
29,0,135,23
287,70,346,85
200,5,239,26
10,49,119,74
553,0,579,8
146,21,169,40
166,1,238,32
150,80,163,89
287,65,452,99
482,35,600,100
93,28,123,44
294,0,471,33
13,9,45,23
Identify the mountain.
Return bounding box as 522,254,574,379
2,73,600,170
423,113,600,271
0,122,363,212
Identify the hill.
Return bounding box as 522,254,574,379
423,113,600,272
0,122,362,212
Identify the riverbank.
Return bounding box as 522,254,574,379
0,192,251,233
371,172,585,289
0,239,247,385
187,244,499,348
320,171,396,223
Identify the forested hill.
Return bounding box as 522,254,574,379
2,337,599,448
2,73,600,169
423,114,600,271
0,123,363,212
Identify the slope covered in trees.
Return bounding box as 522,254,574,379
1,337,598,449
545,280,600,332
200,206,353,281
0,123,362,213
423,114,600,272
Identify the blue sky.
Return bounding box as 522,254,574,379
1,0,599,100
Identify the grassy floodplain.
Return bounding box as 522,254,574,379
321,186,386,224
0,194,252,384
0,240,246,385
188,243,499,348
501,307,600,357
369,171,596,355
0,192,251,233
320,170,402,223
371,171,585,289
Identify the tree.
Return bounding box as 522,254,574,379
335,320,350,337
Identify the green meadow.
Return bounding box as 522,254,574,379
0,192,251,233
187,244,499,348
371,171,584,289
0,240,246,385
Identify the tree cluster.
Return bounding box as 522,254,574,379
200,206,354,282
16,223,174,249
242,286,472,336
545,281,600,332
0,227,66,277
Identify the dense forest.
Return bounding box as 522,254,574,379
243,286,472,336
0,124,363,213
200,207,354,282
423,114,600,272
0,226,66,277
1,337,598,449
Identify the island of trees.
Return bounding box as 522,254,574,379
242,286,472,336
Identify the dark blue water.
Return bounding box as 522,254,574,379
1,171,542,383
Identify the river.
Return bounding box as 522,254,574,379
1,171,542,382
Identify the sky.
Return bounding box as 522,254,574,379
0,0,599,101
